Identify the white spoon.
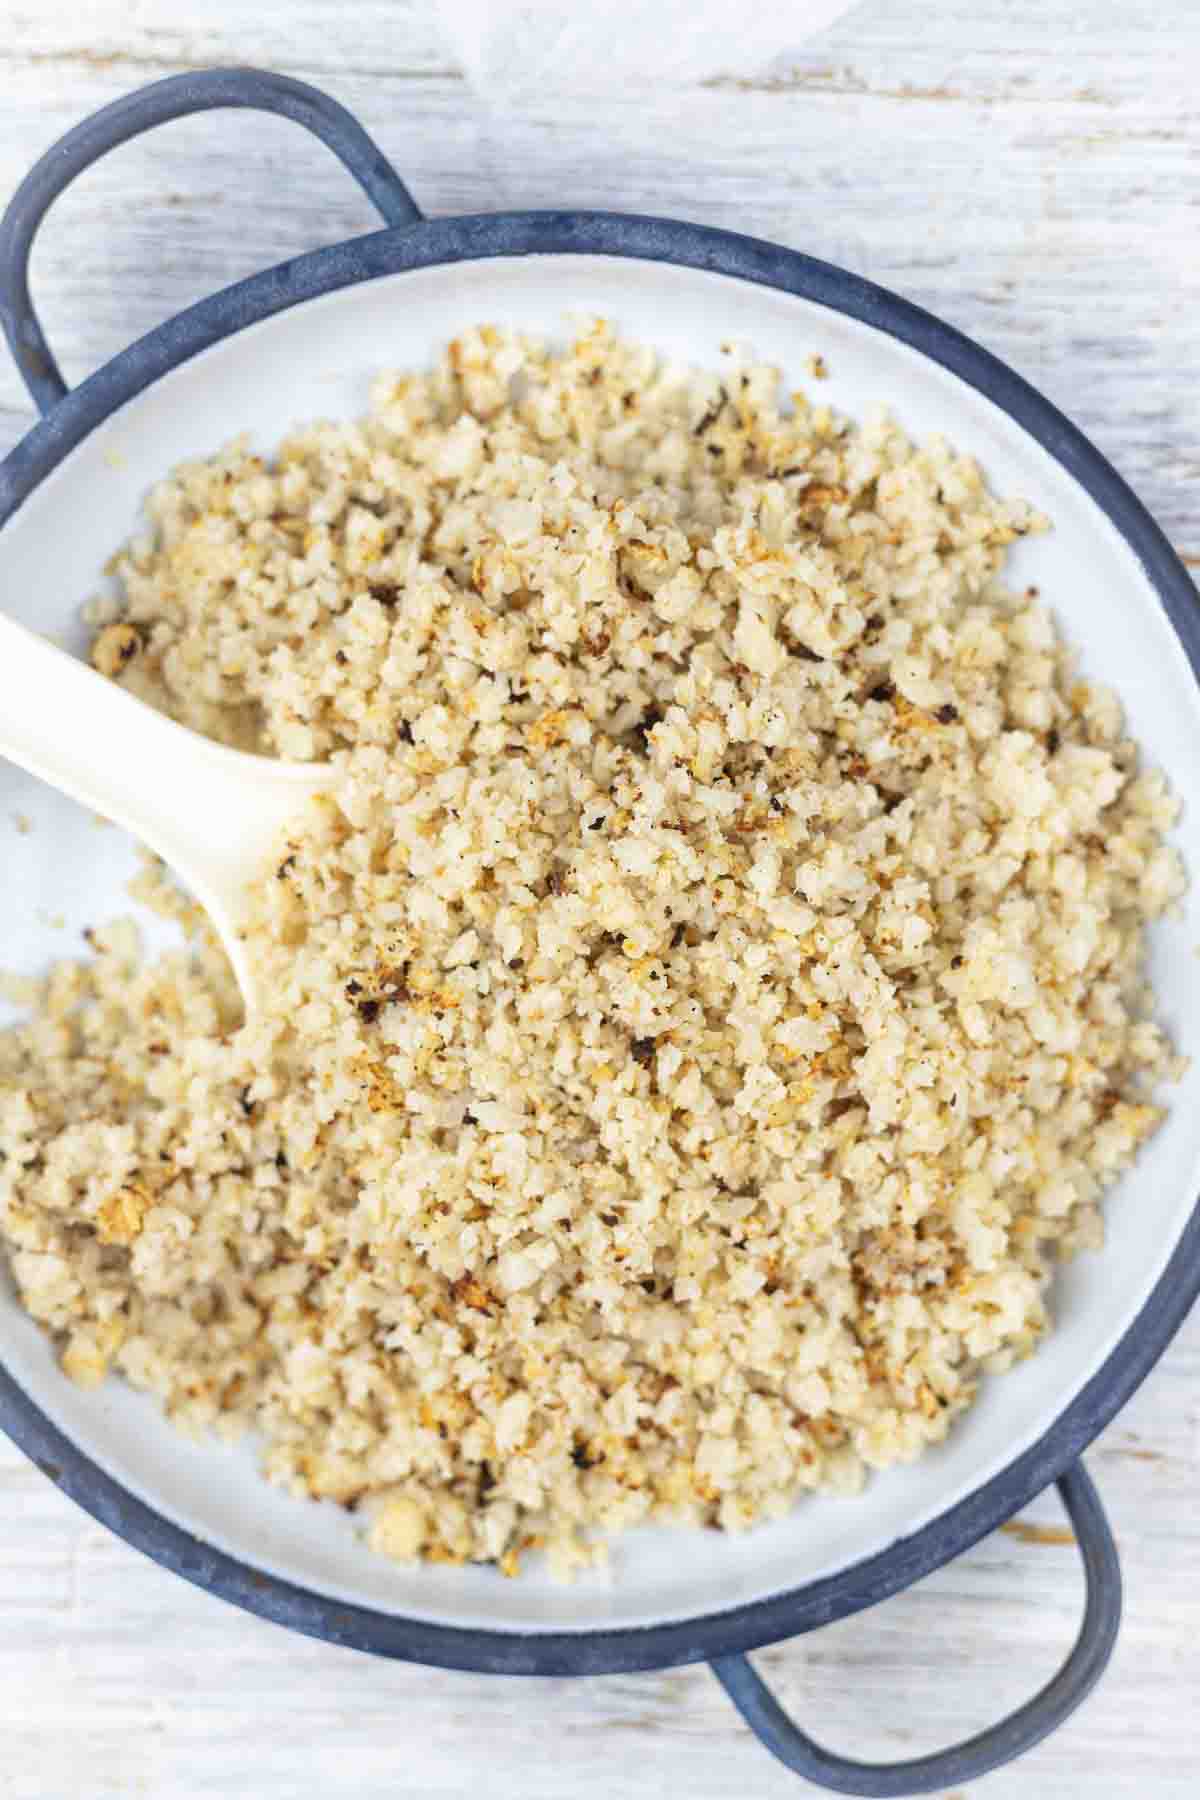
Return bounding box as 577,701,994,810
0,614,339,1006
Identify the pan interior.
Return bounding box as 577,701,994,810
2,250,1199,1635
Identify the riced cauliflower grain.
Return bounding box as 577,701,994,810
0,323,1183,1578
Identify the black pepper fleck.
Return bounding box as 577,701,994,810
936,703,959,724
694,391,727,436
631,1037,655,1067
1047,727,1061,754
357,999,381,1024
869,680,896,704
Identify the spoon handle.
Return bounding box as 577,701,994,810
0,613,335,992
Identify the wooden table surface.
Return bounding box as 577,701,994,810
0,3,1197,1795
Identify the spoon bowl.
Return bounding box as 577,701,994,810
0,612,338,1005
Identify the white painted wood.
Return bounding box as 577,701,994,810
0,1,1197,1793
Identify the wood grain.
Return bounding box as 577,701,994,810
0,3,1197,1795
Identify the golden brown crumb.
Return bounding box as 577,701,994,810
90,621,142,678
95,1183,153,1244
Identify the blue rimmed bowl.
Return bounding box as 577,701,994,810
1,69,1197,1799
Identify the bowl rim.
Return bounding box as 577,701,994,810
2,208,1199,1676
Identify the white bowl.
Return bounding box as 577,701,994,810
3,247,1199,1642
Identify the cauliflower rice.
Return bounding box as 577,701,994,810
0,322,1184,1578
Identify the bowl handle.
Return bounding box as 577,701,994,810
711,1459,1121,1796
0,68,423,417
